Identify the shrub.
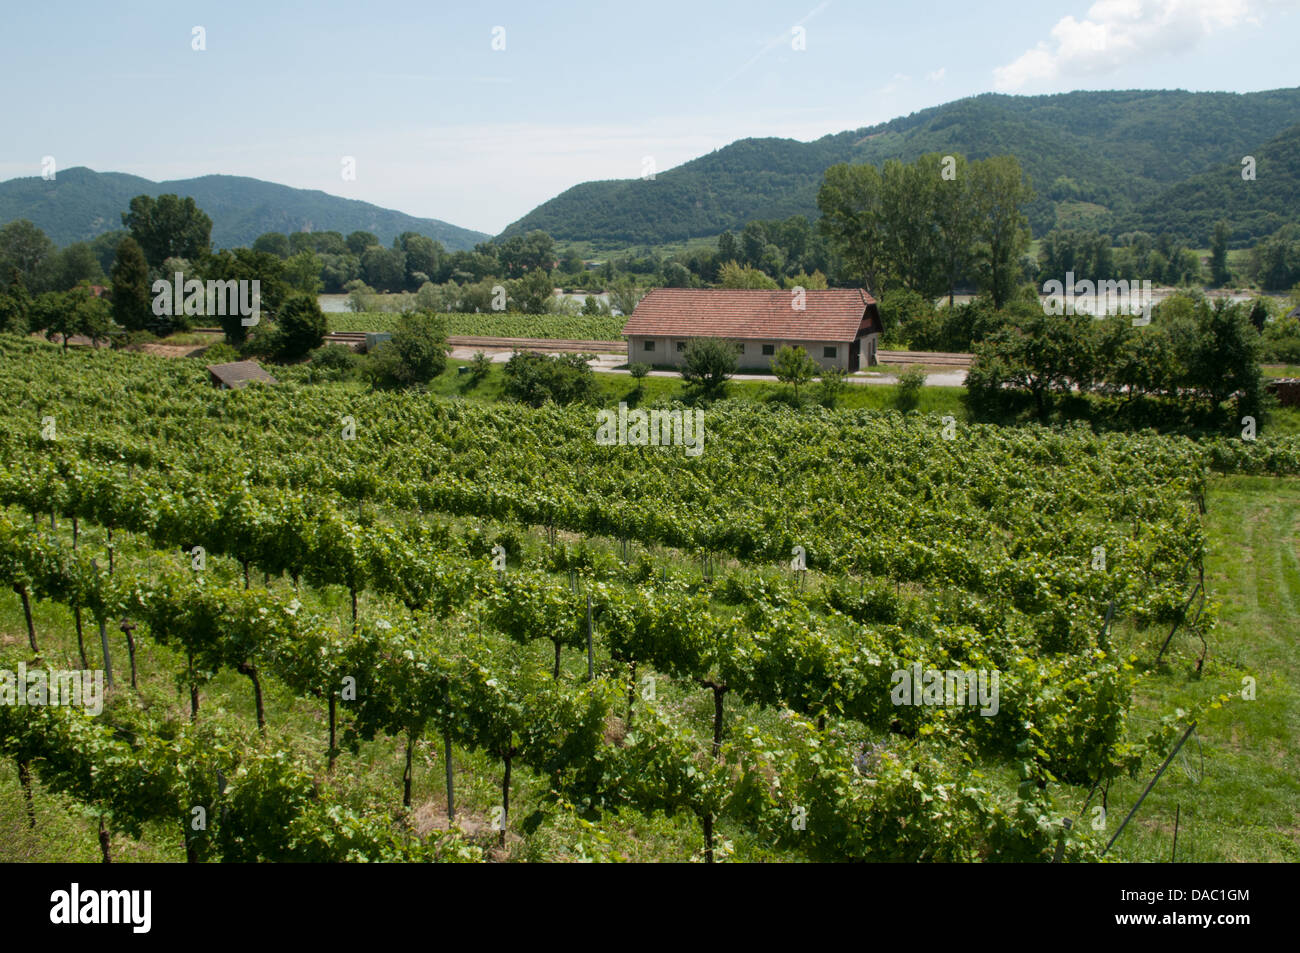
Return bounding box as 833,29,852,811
309,343,361,380
468,350,493,386
681,338,737,395
345,279,374,313
771,345,820,400
265,293,327,362
817,366,849,407
895,366,926,411
199,341,240,364
110,328,158,351
366,311,449,389
502,351,596,406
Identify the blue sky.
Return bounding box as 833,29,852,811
2,0,1297,234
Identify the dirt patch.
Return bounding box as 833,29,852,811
411,800,489,838
604,713,628,747
138,343,207,359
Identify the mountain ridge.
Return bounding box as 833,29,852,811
498,87,1300,246
0,167,490,251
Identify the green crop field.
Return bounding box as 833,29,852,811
328,312,626,340
0,336,1296,863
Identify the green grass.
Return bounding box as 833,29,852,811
417,358,970,419
1262,364,1300,378
1080,477,1300,862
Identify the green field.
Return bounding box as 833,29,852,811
328,312,625,340
1,337,1296,863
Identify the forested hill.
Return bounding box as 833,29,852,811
0,167,490,251
499,88,1300,245
1122,122,1300,245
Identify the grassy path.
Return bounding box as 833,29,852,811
1103,476,1299,861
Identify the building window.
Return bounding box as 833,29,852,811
823,346,837,358
735,342,745,354
676,341,686,353
761,344,774,356
644,340,655,352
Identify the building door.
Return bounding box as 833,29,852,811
850,337,860,372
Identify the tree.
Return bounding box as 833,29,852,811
0,269,31,334
968,312,1083,420
609,280,643,316
629,362,650,397
509,268,554,314
933,153,977,306
969,157,1034,309
199,249,288,345
55,243,105,290
346,231,381,256
252,233,291,258
1183,298,1263,414
783,270,828,290
771,345,820,400
110,237,152,332
661,262,692,288
717,231,739,264
681,338,736,395
398,234,441,289
361,247,406,292
0,220,56,290
1210,220,1231,288
877,156,948,299
33,286,112,351
284,251,323,295
497,231,555,279
817,163,887,294
741,222,768,268
366,311,450,388
264,293,327,362
581,294,611,316
121,194,212,267
559,248,584,276
88,231,129,275
718,261,779,289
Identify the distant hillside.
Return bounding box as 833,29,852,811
0,167,490,251
500,88,1300,245
1123,122,1300,245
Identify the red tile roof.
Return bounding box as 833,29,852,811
622,288,879,343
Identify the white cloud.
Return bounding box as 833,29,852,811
993,0,1269,91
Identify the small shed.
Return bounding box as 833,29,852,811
206,360,277,390
1266,377,1300,407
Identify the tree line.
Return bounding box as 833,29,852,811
966,293,1265,429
